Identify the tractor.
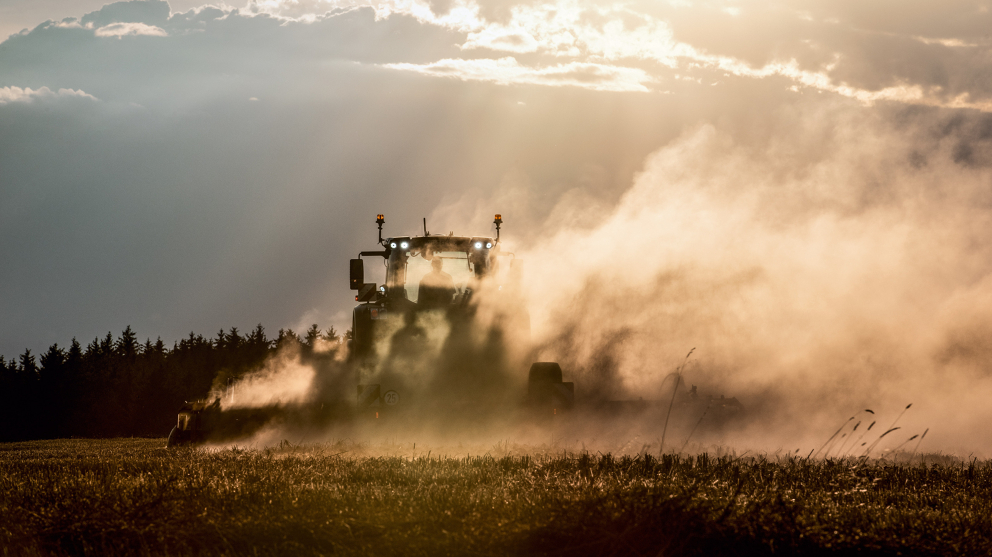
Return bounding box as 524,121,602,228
165,213,742,446
346,214,573,424
166,399,219,447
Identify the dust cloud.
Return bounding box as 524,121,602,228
215,101,992,457
515,101,992,456
222,349,317,409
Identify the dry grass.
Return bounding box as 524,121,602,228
1,439,990,556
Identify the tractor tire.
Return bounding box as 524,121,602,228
528,362,562,384
527,362,563,405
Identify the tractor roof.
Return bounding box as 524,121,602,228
385,235,497,251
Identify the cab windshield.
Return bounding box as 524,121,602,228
403,250,475,303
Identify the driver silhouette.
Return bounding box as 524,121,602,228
418,257,455,308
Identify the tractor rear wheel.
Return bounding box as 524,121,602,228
527,362,563,406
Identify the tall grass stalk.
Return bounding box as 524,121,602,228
660,347,694,455
862,427,901,458
845,420,876,457
679,402,710,454
827,421,860,459
836,420,865,457
825,433,849,459
888,434,920,462
886,404,912,432
862,404,912,457
837,410,874,457
911,428,929,463
812,416,853,459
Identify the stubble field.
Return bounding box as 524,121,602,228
1,438,990,556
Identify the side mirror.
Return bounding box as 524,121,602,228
350,259,364,290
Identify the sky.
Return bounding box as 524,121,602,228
4,0,992,450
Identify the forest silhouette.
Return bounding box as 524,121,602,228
0,324,343,441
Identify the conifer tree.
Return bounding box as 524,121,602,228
100,332,114,356
39,344,65,377
19,349,38,377
305,324,321,349
227,327,242,350
321,326,340,343
116,326,139,359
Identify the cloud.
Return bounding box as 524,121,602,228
914,36,980,48
243,0,483,30
687,54,992,112
94,22,168,37
80,0,170,28
237,0,989,107
448,0,992,109
0,86,97,104
386,56,653,91
6,0,991,103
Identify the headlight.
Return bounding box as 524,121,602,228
379,285,386,292
390,242,397,249
474,242,483,249
400,241,409,249
486,242,492,249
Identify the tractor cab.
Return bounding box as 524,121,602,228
348,215,513,359
381,235,501,304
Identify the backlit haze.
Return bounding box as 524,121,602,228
4,0,992,453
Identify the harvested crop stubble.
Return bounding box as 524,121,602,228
1,439,990,556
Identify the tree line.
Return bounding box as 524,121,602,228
0,324,344,442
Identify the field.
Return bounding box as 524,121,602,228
2,439,990,556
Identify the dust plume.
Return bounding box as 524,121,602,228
513,101,992,456
221,347,317,409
